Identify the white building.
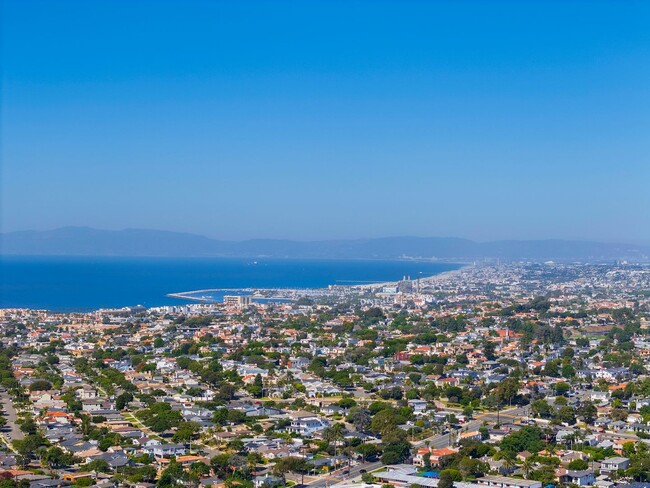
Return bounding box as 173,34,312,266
288,415,329,436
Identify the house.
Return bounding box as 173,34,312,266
133,437,160,448
61,473,94,483
81,399,106,412
151,444,187,458
176,455,211,468
288,414,329,437
458,431,482,444
93,452,132,469
77,387,99,399
516,451,533,462
110,425,145,438
413,447,457,467
28,478,67,488
600,457,629,474
629,423,650,434
408,400,428,415
434,377,461,388
591,391,610,403
559,469,596,486
287,357,310,370
613,439,636,455
253,474,284,488
429,448,457,467
321,405,346,417
374,465,441,487
477,475,542,488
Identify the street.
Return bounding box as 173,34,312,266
0,390,23,442
297,407,527,487
301,461,384,488
412,406,527,449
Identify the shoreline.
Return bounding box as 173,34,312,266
349,264,468,291
1,259,465,311
167,264,468,299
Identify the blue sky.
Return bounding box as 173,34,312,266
2,0,649,242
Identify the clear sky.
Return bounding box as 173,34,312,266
2,0,649,242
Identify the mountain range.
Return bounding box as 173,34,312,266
1,227,648,261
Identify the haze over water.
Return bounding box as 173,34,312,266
0,256,460,311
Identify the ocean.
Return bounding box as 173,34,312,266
0,256,461,311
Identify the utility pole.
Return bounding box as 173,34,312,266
301,444,305,487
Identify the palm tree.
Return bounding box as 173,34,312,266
502,456,516,475
521,459,533,479
564,433,576,449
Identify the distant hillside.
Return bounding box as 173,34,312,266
1,227,648,261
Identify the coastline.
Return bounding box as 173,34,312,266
1,257,461,310
349,264,468,291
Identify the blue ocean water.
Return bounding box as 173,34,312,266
0,256,461,311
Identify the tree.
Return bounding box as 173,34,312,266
248,374,264,398
578,401,597,425
361,473,375,484
227,439,245,454
356,443,380,462
521,459,533,479
370,409,401,435
272,457,309,481
500,426,543,455
501,455,516,474
530,465,557,486
157,459,185,487
229,454,248,477
323,423,345,444
438,471,454,488
458,458,488,479
173,421,201,443
495,378,520,406
483,341,496,361
29,380,52,391
568,459,589,471
13,434,47,464
115,392,133,410
557,406,576,425
17,417,38,435
380,440,410,464
85,459,111,473
337,397,357,409
555,382,571,396
216,383,236,402
210,454,232,478
348,407,371,432
129,465,158,483
561,363,576,379
138,402,183,432
42,446,76,469
531,399,552,419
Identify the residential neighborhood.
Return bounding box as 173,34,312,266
1,262,650,488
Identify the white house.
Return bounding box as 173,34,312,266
600,457,629,474
151,444,187,458
288,415,329,436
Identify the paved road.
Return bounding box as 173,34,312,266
297,407,527,487
0,390,23,442
303,460,384,488
412,406,527,449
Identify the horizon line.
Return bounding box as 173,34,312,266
2,225,650,247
